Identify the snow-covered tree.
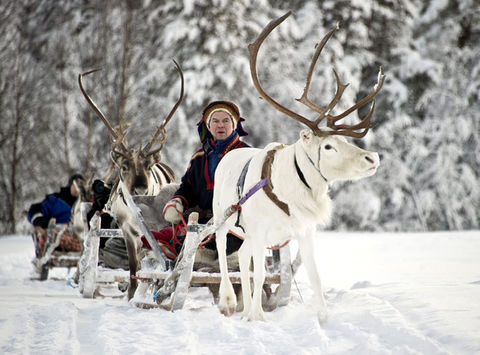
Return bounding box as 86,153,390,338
0,0,478,233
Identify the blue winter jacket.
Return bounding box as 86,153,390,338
27,186,76,228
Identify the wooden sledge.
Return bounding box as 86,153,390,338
78,193,300,312
31,218,83,281
131,212,299,312
76,195,167,299
125,193,299,312
76,208,127,298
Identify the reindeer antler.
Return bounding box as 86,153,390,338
248,11,385,138
143,59,185,157
78,69,129,152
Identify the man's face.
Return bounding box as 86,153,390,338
208,111,234,141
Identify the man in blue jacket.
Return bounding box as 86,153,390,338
27,173,84,252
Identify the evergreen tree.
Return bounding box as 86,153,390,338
0,0,478,233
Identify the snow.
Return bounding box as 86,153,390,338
1,231,480,354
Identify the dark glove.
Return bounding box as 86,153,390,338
92,180,112,208
32,216,49,229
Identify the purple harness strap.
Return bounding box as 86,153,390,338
233,159,268,232
238,178,268,205
236,158,267,206
236,158,251,197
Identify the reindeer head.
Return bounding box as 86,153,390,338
249,11,384,183
111,147,161,195
78,60,184,195
299,129,379,182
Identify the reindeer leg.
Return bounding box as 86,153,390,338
217,225,237,316
124,224,139,300
298,229,328,324
248,240,266,321
238,239,252,318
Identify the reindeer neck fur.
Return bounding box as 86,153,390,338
269,141,332,226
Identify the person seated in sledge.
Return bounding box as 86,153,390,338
86,178,115,231
84,176,132,270
27,173,85,255
144,100,250,259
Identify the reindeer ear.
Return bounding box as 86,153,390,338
146,152,159,166
153,152,161,165
300,129,314,143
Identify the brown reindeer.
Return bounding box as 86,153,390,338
78,60,184,299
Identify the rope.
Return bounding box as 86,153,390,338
178,210,187,229
131,275,151,283
198,234,215,248
266,240,290,250
175,209,215,249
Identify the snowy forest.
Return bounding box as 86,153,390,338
0,0,478,235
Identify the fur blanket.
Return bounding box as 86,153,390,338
134,182,239,273
132,183,180,231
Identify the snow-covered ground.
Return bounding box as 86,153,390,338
0,231,479,354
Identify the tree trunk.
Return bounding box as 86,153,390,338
9,59,22,234
60,70,72,174
115,7,134,127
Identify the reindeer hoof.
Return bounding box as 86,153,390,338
219,305,236,317
218,295,237,317
246,311,266,322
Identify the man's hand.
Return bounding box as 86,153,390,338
163,197,184,224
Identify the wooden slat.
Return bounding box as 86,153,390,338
134,270,281,285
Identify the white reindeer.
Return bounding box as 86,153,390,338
213,12,385,323
78,61,183,299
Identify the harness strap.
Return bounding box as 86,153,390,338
156,163,175,183
261,145,290,216
294,155,311,189
151,166,160,184
238,178,268,206
225,145,290,248
232,145,290,215
236,158,252,197
233,176,268,232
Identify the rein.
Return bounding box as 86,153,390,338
302,146,328,183
173,210,214,249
